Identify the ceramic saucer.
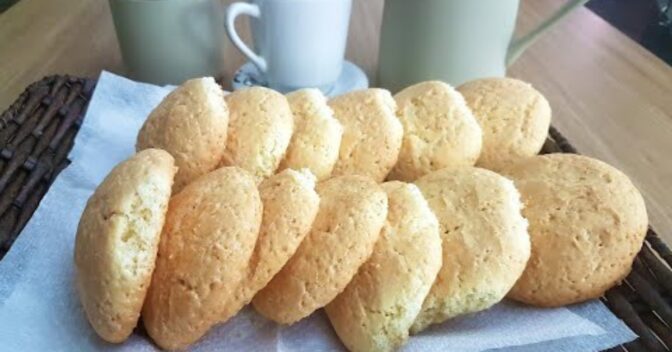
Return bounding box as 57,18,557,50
232,60,369,97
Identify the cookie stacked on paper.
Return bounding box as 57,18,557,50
73,76,648,351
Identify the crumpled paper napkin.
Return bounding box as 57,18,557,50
0,71,637,352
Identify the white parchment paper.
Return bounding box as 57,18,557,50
0,72,637,352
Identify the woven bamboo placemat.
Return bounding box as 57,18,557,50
0,76,670,352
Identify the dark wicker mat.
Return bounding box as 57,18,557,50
0,76,95,255
0,76,670,351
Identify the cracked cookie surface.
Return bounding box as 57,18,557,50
75,149,176,343
389,81,482,181
457,77,551,171
142,167,262,350
136,78,228,192
501,154,648,307
325,181,442,352
252,175,388,324
412,167,530,333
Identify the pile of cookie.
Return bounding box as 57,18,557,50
74,77,648,352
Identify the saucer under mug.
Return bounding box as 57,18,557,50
232,60,369,97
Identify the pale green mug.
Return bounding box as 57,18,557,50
377,0,591,92
109,0,226,85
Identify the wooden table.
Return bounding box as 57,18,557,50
1,0,671,242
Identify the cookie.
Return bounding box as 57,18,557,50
142,167,263,350
219,168,320,322
74,149,176,343
329,89,403,182
325,181,442,352
412,167,530,333
501,154,648,307
222,87,294,182
136,77,228,192
457,77,551,171
252,175,388,324
279,89,344,180
389,81,482,181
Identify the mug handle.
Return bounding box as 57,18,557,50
506,0,591,66
225,2,268,73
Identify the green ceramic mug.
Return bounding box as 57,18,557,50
377,0,591,92
108,0,226,85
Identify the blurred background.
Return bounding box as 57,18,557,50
586,0,672,64
6,0,668,65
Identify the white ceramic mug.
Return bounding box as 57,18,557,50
377,0,591,92
225,0,352,92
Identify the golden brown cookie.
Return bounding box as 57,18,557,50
219,168,320,322
222,87,294,182
252,175,388,324
329,89,403,182
142,167,263,350
412,167,530,333
136,77,228,192
389,81,482,181
74,149,176,343
325,181,442,352
501,154,648,307
279,89,343,181
457,77,551,171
